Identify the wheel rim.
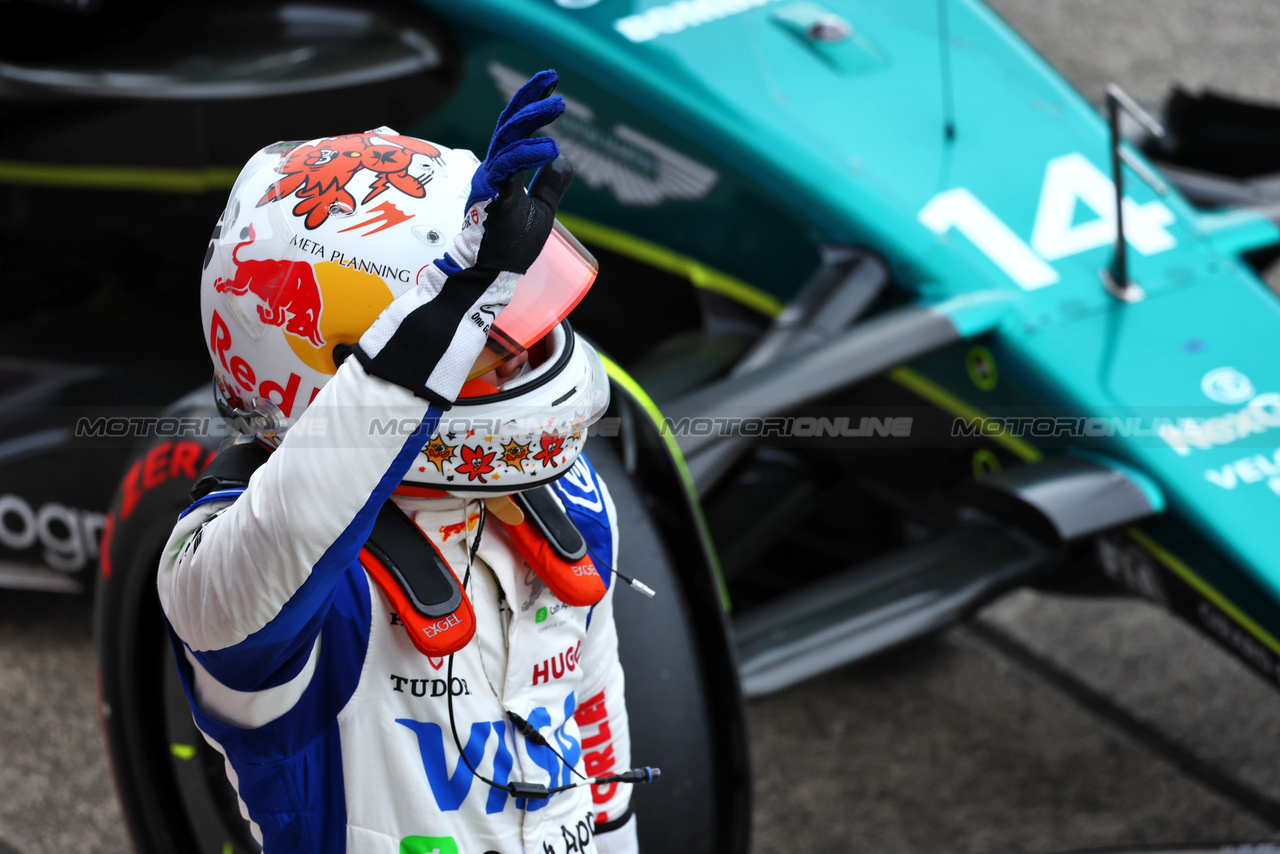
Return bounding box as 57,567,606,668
161,639,260,854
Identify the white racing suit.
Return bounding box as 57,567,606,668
157,360,636,854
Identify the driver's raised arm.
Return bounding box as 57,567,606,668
157,70,574,692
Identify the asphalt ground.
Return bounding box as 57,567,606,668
3,3,1280,853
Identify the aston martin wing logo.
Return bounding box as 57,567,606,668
488,62,719,207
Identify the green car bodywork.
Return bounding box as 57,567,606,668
411,0,1280,684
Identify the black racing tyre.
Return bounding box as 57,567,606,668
94,404,258,854
586,443,737,852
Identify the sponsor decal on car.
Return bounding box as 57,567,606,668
613,0,779,42
0,494,107,573
1102,531,1280,691
488,63,719,207
1159,369,1280,456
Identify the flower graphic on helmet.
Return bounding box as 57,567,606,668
421,438,457,475
533,433,567,468
258,131,443,229
500,439,532,473
456,445,497,483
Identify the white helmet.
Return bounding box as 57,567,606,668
201,128,608,493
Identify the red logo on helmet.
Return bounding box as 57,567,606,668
456,444,498,483
259,132,441,230
338,200,414,237
533,433,567,468
214,225,325,348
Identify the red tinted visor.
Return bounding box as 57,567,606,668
467,220,598,381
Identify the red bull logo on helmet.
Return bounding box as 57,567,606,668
215,225,325,348
213,225,398,376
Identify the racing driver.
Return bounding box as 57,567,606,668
156,71,640,853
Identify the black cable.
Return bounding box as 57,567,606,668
444,648,487,780
506,709,587,781
443,500,660,799
446,505,509,793
581,538,655,598
549,483,654,598
545,767,661,796
468,504,486,566
444,504,567,798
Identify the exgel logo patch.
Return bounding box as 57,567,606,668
423,612,461,639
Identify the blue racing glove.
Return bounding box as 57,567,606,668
355,69,573,407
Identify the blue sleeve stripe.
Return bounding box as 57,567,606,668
176,568,372,749
165,569,367,849
179,488,247,520
191,406,442,691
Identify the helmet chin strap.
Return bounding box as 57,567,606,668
483,495,525,525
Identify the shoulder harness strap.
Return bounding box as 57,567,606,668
505,486,605,607
190,441,271,500
359,506,475,656
514,486,588,561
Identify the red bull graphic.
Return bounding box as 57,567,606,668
438,513,480,543
214,225,325,348
259,131,441,229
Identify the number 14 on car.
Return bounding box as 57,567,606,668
918,152,1177,290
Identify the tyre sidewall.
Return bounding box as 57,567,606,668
95,428,218,854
